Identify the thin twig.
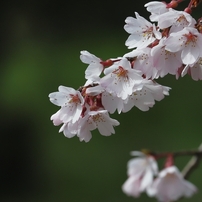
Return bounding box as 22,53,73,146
182,143,202,179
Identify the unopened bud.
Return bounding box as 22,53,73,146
100,59,113,67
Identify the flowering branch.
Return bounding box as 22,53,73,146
48,0,202,201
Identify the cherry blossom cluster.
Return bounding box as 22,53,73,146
122,151,197,201
49,0,202,143
49,53,169,142
51,0,198,142
49,0,202,201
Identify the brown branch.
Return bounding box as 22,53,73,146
149,148,202,159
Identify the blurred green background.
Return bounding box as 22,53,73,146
0,0,202,201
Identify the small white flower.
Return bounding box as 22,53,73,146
49,86,84,123
77,110,120,142
123,80,170,112
157,9,196,32
80,50,103,81
151,37,182,77
147,166,197,202
165,27,202,65
122,151,158,198
124,12,161,49
124,47,158,79
100,58,143,100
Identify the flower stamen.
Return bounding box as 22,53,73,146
113,66,128,78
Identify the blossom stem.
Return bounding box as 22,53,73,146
150,147,202,158
181,143,202,179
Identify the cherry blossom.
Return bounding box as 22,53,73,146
156,9,196,32
165,27,202,66
100,58,143,100
52,107,120,142
77,109,120,142
147,166,197,202
151,37,182,77
123,80,170,112
124,47,158,79
122,151,158,198
124,12,161,49
49,86,84,123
